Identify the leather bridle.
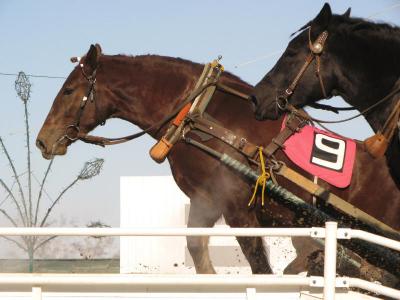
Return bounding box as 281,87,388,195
276,27,329,111
57,57,249,148
64,58,98,142
273,27,400,127
272,28,400,146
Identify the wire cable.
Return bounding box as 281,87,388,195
0,72,66,79
234,2,400,69
0,3,399,74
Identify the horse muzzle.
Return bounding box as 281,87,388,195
36,136,68,160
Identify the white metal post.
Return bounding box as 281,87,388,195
323,222,338,300
0,225,398,299
32,286,42,300
246,288,257,300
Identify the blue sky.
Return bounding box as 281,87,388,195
0,0,399,248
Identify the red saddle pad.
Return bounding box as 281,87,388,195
282,118,356,188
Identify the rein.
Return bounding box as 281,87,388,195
276,26,400,149
65,58,251,147
61,56,400,246
289,84,400,125
276,27,359,115
179,64,400,241
79,81,219,147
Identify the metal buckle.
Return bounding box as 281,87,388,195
238,137,247,150
270,159,284,173
285,88,293,96
65,125,80,141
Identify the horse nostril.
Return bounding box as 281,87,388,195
36,139,47,152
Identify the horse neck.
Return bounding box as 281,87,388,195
99,55,201,139
332,27,400,132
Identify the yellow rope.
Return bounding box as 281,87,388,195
248,147,270,207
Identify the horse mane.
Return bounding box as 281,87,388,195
100,54,250,87
337,16,400,35
292,13,400,38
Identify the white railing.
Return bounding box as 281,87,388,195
0,222,399,300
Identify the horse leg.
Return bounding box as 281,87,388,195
224,210,272,274
285,237,323,274
187,200,222,274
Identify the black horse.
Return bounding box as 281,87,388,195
252,3,400,185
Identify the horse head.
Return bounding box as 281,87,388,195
36,44,110,159
252,3,379,120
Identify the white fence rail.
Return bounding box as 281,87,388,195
0,222,399,300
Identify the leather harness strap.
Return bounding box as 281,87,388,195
381,99,400,144
308,102,356,113
187,95,400,238
275,27,400,157
78,81,218,146
188,111,400,239
216,82,252,101
190,116,259,160
263,115,306,157
70,56,400,239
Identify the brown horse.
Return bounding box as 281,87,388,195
36,44,400,278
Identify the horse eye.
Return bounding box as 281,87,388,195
63,88,74,95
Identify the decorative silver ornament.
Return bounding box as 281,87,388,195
312,43,323,54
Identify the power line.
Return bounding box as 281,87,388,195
367,2,400,19
234,50,283,68
234,2,400,69
0,72,66,79
0,3,399,75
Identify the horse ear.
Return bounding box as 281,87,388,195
343,7,351,18
312,3,332,30
84,43,102,72
94,43,102,55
